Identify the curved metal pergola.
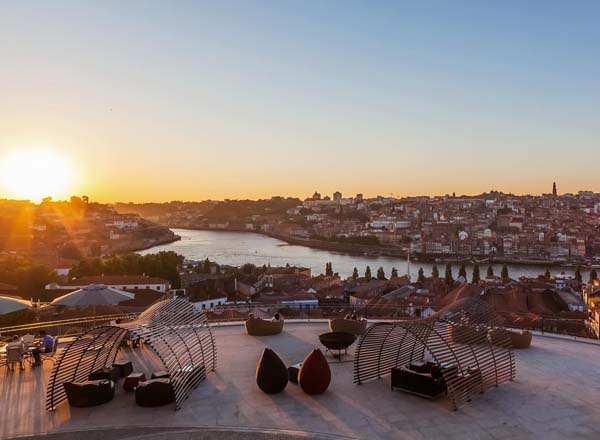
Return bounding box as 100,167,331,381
353,298,515,409
46,297,216,411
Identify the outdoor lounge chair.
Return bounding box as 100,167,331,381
244,317,284,336
328,318,368,336
490,328,532,349
391,363,448,399
113,359,134,378
135,378,175,407
506,329,532,348
89,366,120,382
64,380,115,407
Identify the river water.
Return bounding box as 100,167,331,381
139,228,587,280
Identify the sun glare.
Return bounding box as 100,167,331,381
0,148,75,202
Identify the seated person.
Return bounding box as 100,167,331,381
31,329,54,366
271,312,282,322
344,313,351,320
350,313,358,321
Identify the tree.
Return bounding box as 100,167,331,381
0,256,58,299
376,267,386,280
472,263,480,284
60,242,82,260
432,265,439,279
575,266,582,284
544,268,551,280
325,262,334,276
458,263,467,279
68,251,184,288
445,263,454,286
352,267,359,280
487,264,494,278
501,264,509,280
417,267,425,283
365,266,372,279
590,268,598,284
391,267,398,278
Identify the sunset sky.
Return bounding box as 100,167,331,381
1,1,599,203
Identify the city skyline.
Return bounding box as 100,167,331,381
1,1,600,202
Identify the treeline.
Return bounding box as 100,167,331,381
0,256,58,296
204,198,301,221
69,251,184,288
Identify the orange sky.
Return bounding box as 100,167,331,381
1,3,599,203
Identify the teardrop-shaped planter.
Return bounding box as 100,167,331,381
256,348,288,394
298,349,331,395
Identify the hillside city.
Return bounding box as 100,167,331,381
116,183,600,266
2,188,600,341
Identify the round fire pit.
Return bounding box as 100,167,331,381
319,332,356,360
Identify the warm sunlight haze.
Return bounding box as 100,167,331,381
0,148,76,202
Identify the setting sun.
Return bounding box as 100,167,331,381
0,148,75,202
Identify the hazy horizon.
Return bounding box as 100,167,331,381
1,0,599,202
0,184,593,205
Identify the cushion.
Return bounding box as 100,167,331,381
298,349,331,395
256,348,288,394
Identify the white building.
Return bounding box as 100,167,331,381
45,275,171,292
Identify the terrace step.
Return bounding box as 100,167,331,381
14,427,356,440
116,427,355,440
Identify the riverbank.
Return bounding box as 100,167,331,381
114,232,181,254
159,225,571,267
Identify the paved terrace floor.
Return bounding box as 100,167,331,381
1,322,600,440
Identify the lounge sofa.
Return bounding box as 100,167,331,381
391,362,452,399
135,378,175,407
89,366,120,382
245,317,284,336
328,318,368,336
491,328,532,349
506,329,532,348
64,380,115,407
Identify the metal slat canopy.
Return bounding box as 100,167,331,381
46,296,217,411
353,298,515,410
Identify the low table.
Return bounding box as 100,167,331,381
123,372,146,392
287,363,302,384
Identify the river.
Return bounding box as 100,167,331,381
139,228,588,280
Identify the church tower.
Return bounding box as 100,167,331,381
552,182,557,197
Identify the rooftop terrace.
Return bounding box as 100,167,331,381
2,322,600,440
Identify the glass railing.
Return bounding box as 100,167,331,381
0,303,595,340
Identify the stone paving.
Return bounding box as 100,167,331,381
1,321,600,439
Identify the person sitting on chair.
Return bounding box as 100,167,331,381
271,312,282,322
7,335,26,370
31,329,54,366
